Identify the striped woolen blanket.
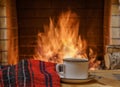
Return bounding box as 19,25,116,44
0,59,60,87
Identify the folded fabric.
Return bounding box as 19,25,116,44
0,59,60,87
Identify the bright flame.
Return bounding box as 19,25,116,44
34,10,101,69
34,10,87,62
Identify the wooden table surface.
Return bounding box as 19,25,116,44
61,70,120,87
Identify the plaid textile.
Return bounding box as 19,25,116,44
0,59,60,87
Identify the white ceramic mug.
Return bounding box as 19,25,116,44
56,58,89,79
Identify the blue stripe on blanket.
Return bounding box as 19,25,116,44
3,65,16,87
29,60,35,87
43,62,53,87
40,61,49,87
40,62,53,87
18,59,31,87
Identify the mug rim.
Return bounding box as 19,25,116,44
63,58,88,62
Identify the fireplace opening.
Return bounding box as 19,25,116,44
15,0,105,70
2,0,117,70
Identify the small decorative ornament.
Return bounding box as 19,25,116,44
104,52,120,69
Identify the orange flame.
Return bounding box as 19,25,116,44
34,10,87,62
34,10,101,69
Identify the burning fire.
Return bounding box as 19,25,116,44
34,10,101,70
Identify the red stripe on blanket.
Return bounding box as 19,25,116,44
0,71,4,87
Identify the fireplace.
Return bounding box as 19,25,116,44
15,0,108,69
0,0,113,69
1,1,120,86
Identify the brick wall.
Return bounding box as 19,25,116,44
6,0,18,64
110,0,120,44
0,0,7,65
0,0,18,65
103,0,111,53
16,0,104,60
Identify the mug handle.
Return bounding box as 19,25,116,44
56,64,65,78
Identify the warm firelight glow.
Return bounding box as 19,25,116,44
34,10,101,70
